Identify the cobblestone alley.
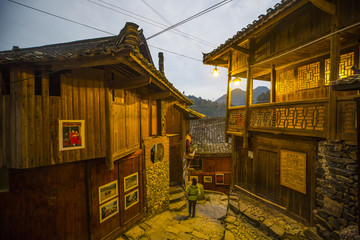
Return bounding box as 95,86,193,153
115,192,274,240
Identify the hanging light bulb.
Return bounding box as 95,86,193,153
233,77,241,86
212,66,220,76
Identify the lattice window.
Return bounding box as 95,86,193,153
277,69,295,94
297,62,320,89
325,52,354,85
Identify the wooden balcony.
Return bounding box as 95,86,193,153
227,96,357,142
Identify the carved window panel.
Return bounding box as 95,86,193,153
325,52,354,85
297,62,320,89
277,69,296,94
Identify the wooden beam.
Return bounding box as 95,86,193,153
145,91,171,100
232,46,251,55
309,0,336,15
104,68,114,170
109,76,151,89
226,52,232,143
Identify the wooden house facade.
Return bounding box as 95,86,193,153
0,22,201,240
203,0,359,238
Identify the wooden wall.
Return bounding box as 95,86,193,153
0,66,147,168
191,156,231,194
0,151,144,240
166,99,186,184
0,67,107,168
254,2,331,63
233,134,316,225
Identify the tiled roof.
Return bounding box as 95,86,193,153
203,0,298,62
190,117,231,154
0,22,192,105
330,74,360,91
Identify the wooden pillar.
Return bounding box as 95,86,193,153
225,52,232,143
271,65,276,103
230,135,236,189
104,69,114,170
328,1,340,140
243,51,253,148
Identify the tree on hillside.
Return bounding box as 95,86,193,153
256,91,270,104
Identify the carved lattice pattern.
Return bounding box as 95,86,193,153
228,109,245,129
277,69,295,93
250,103,326,132
297,62,320,89
325,52,354,85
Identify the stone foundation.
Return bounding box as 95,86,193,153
315,140,358,239
143,136,170,216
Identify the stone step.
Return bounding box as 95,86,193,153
226,190,322,240
169,186,184,195
169,191,185,203
169,200,187,212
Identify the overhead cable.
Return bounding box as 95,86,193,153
146,0,232,40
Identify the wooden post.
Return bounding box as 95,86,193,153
230,135,236,189
328,1,339,140
243,40,254,148
104,69,114,170
225,52,232,143
271,65,276,103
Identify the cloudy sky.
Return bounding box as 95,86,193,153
0,0,278,100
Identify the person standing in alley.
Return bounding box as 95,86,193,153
186,177,200,218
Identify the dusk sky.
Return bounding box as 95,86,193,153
0,0,277,100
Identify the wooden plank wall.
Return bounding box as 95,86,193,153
166,100,184,184
112,87,141,160
254,3,331,62
1,67,108,168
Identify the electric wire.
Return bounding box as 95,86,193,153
7,0,202,62
140,0,205,53
146,0,232,40
90,0,217,48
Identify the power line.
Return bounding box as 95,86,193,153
140,0,205,53
148,45,202,62
146,0,232,40
7,0,203,62
89,0,217,48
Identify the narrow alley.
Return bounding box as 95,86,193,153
116,191,273,240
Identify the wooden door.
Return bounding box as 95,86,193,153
118,150,143,226
169,135,183,184
256,148,281,205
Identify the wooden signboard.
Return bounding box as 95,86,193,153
280,150,306,194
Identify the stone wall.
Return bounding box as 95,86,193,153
315,140,358,239
143,136,170,216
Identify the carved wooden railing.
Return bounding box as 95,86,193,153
227,97,357,141
248,99,328,137
227,99,328,138
228,107,246,132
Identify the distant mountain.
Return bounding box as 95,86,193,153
187,95,226,117
215,86,270,106
187,86,270,117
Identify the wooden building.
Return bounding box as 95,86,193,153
203,0,359,238
0,22,202,240
189,117,231,194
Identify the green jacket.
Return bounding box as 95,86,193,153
186,184,200,201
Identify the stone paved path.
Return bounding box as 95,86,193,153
116,192,277,240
